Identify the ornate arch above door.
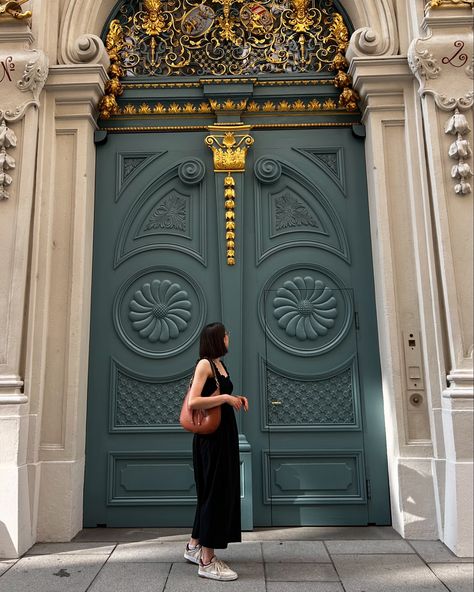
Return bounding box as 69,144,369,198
97,0,360,119
59,0,399,67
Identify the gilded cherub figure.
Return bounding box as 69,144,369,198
0,0,32,20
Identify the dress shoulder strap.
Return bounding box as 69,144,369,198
202,357,219,387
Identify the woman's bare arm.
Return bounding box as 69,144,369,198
187,359,238,410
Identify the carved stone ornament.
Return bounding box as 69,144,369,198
345,0,399,60
408,30,473,112
0,22,48,201
446,110,473,195
0,119,16,200
0,48,49,122
408,14,473,195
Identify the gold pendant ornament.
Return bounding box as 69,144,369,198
206,124,254,265
99,19,125,119
224,175,236,265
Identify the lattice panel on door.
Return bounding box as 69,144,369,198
262,359,361,430
110,361,192,431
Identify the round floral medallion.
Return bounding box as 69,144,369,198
273,276,337,341
114,268,206,358
129,279,191,343
259,265,352,357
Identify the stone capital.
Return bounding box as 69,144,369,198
348,56,411,115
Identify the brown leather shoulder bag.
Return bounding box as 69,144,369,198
179,359,221,434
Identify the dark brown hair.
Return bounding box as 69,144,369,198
199,322,227,359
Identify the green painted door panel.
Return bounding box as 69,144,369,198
85,126,390,528
85,132,220,526
242,129,390,525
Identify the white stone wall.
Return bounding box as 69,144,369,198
0,0,472,559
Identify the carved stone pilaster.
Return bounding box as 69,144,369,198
0,19,47,403
407,3,474,557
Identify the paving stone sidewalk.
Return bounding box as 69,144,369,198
0,527,472,592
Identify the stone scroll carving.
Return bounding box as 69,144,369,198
68,34,110,68
346,0,399,60
0,49,48,122
408,15,473,195
408,33,473,112
0,23,48,202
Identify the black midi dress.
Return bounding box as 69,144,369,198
191,359,241,549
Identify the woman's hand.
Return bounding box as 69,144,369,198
238,396,249,412
225,395,249,411
225,395,243,410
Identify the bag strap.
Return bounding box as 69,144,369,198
207,358,220,390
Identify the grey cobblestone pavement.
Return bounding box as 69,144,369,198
0,528,472,591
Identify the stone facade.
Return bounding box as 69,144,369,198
0,0,472,559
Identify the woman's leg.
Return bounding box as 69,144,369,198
201,546,215,564
188,537,200,548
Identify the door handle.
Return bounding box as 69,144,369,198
271,401,282,405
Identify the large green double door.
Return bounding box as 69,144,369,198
84,126,390,527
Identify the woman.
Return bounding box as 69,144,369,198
183,322,249,581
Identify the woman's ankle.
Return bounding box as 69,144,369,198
201,547,215,564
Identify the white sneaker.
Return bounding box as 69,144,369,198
184,543,202,564
198,556,238,581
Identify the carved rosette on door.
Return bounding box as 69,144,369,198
114,268,207,358
260,266,353,357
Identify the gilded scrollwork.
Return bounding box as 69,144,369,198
97,1,359,117
107,0,350,76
